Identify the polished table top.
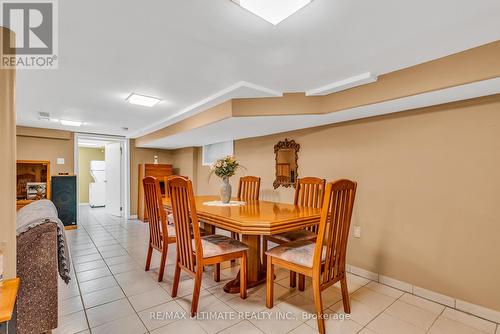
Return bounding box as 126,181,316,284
163,195,321,235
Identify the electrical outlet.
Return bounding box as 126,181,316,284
353,225,361,238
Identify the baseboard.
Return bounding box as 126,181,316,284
379,274,412,293
349,265,379,281
347,264,500,324
78,203,89,206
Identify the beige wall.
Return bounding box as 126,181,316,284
171,147,198,189
78,147,105,203
195,94,500,311
0,27,17,278
129,139,174,215
17,127,75,176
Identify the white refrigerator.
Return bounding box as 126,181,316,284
89,160,106,207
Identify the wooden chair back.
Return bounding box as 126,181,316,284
164,175,190,199
294,177,326,233
237,176,261,201
167,176,203,275
142,176,169,251
314,179,357,288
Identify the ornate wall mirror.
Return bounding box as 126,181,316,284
273,139,300,189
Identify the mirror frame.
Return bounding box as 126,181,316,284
273,139,300,189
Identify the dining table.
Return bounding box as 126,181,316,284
163,195,321,293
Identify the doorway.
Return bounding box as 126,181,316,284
75,134,130,218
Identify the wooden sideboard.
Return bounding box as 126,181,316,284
16,160,51,210
137,163,173,222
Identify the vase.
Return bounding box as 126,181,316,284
220,177,232,203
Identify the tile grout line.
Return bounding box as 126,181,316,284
424,307,446,334
58,209,114,331
87,212,392,333
84,209,214,333
350,267,500,326
357,283,405,333
73,208,500,334
286,274,373,333
73,209,94,333
82,209,153,333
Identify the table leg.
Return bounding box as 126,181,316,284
202,222,216,235
223,234,267,294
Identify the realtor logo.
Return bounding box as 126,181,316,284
1,0,58,69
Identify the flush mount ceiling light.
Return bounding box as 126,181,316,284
232,0,313,25
126,93,161,107
60,119,83,127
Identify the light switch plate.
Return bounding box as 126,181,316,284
353,225,361,238
57,158,65,165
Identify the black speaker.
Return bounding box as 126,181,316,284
52,175,77,227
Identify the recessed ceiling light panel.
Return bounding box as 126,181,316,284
232,0,313,25
126,93,161,107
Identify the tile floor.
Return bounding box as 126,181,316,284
55,206,500,334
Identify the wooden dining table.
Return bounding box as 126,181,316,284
163,195,321,293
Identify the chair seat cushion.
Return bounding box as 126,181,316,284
265,240,326,268
196,235,249,258
270,230,317,243
167,213,174,225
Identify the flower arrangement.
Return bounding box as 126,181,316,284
210,155,239,179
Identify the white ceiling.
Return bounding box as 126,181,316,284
15,0,500,138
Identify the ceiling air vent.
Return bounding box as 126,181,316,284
38,111,50,121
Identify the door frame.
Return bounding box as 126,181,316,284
74,133,131,219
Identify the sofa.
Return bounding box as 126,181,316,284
16,200,71,334
16,222,59,333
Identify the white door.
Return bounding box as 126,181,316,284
105,142,122,216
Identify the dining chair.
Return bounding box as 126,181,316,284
265,177,326,288
168,176,249,316
144,175,219,281
265,179,357,334
143,176,176,282
237,176,261,201
231,176,261,241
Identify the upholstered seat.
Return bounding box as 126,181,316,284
195,234,249,258
270,229,317,243
167,213,174,224
266,240,326,268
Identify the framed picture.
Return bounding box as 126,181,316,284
26,182,47,200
